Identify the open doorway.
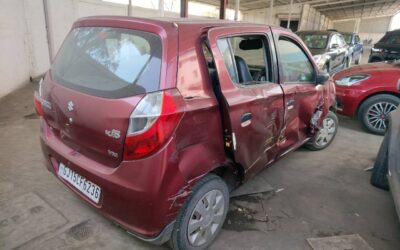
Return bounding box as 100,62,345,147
280,20,299,32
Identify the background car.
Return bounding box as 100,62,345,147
370,108,400,221
369,29,400,63
333,61,400,134
296,30,350,74
340,32,364,65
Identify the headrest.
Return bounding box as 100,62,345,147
239,39,263,50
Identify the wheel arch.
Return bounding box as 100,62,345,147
356,91,400,117
210,162,244,192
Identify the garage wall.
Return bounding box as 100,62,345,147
242,3,303,26
298,4,333,31
333,16,392,44
0,0,33,98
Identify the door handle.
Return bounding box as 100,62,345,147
240,112,252,127
287,99,295,110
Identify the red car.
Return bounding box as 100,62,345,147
334,62,400,134
34,16,337,249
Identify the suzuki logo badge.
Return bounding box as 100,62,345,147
67,101,74,112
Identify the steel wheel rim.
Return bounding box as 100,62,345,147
366,102,397,132
315,117,336,147
187,189,225,247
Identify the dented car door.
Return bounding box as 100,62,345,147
272,28,325,156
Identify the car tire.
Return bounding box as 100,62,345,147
305,111,338,151
358,94,400,135
371,132,389,190
169,174,229,250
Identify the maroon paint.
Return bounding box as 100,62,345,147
38,17,336,241
333,63,400,117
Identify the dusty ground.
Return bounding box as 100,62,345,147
1,82,399,250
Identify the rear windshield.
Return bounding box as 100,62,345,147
51,27,162,98
298,33,328,49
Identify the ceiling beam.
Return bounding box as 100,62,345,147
318,0,395,12
311,0,361,8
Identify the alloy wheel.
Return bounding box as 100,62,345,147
187,189,225,247
366,102,398,132
315,117,336,147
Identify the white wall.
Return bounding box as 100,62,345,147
298,4,333,31
242,3,303,26
333,16,392,44
0,0,32,98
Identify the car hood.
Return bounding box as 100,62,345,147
333,61,400,79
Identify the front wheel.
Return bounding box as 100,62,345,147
306,111,338,151
358,94,400,135
169,174,229,250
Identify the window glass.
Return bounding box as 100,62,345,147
298,33,329,49
229,36,271,83
355,35,360,43
52,27,162,98
217,38,238,83
342,34,352,45
387,35,400,45
217,35,271,85
278,38,314,83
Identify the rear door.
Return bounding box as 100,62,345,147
207,26,284,178
272,29,325,155
41,25,169,168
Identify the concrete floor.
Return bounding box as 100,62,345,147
1,82,399,250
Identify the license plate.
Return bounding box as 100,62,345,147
58,163,101,204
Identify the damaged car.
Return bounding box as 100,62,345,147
34,17,337,249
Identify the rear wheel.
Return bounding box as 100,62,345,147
306,111,338,151
358,94,400,135
169,174,229,250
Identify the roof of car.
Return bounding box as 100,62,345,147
296,30,339,35
76,16,282,31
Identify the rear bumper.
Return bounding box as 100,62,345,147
39,119,189,244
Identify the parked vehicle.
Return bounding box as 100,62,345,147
296,30,350,74
340,32,363,65
333,61,400,135
370,108,400,221
369,29,400,63
34,17,337,249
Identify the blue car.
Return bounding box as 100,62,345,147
341,32,364,65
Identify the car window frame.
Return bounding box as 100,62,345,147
216,32,278,87
275,35,317,85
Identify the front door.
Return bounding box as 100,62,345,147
271,28,325,156
207,26,284,179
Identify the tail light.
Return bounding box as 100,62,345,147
34,91,44,116
34,78,45,116
123,89,184,160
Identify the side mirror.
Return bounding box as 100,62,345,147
316,72,330,85
331,43,339,49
